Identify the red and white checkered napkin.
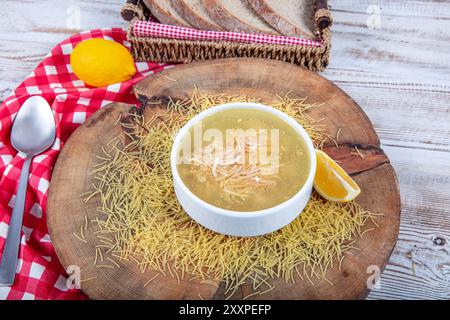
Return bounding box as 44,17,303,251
0,28,171,300
133,21,323,47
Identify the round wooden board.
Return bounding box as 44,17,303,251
47,58,401,300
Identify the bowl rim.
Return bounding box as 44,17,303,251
170,102,317,218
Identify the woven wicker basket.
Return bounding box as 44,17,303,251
121,0,332,72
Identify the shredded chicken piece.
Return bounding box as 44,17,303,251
187,132,279,200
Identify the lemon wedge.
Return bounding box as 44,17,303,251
70,38,136,87
314,149,361,202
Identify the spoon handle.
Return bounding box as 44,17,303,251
0,156,32,286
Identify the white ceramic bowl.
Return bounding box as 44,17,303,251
171,102,317,237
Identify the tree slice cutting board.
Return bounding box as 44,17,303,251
47,58,401,300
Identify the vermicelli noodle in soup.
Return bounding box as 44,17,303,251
177,108,310,211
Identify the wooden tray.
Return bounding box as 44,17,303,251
47,58,400,299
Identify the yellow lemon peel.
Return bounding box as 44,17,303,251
70,38,136,87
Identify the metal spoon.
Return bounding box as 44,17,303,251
0,96,56,286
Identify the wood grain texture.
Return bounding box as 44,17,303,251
323,0,450,300
48,58,400,300
0,0,449,299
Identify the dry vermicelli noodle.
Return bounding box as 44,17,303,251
84,90,379,296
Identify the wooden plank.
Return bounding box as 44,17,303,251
368,145,450,300
326,1,450,299
323,1,450,152
334,84,450,152
369,222,450,300
383,146,450,231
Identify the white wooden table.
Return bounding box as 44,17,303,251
0,0,449,300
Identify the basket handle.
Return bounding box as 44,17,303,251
121,0,146,22
315,0,332,31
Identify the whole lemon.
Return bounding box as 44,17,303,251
70,38,136,87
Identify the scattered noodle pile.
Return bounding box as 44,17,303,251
84,91,378,298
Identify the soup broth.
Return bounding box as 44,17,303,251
177,108,311,211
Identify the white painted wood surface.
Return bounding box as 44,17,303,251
0,0,449,300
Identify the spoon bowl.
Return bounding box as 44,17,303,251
11,96,56,156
